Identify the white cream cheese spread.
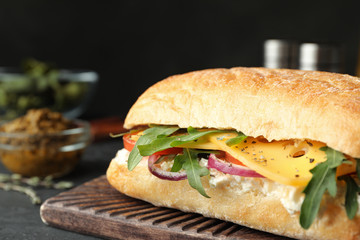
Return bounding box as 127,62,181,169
114,148,306,214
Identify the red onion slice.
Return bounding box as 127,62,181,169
208,154,264,178
148,155,187,181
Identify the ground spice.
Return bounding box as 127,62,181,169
0,109,86,177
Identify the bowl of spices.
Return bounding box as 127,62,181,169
0,108,91,177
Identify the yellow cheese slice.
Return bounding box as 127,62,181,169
207,133,327,186
133,130,356,186
181,132,355,186
179,136,219,150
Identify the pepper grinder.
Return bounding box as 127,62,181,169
299,42,344,73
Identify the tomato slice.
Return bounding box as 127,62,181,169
123,133,183,155
216,151,246,167
123,133,137,152
225,152,247,166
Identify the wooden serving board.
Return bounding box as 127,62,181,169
40,176,293,240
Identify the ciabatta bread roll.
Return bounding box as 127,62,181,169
125,67,360,158
107,67,360,240
107,150,360,240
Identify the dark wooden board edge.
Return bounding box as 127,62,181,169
41,205,221,240
40,175,293,240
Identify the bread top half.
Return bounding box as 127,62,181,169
124,67,360,158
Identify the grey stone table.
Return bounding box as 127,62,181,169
0,139,123,240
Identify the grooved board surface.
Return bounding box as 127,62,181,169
40,176,293,240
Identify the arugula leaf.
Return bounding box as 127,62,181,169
127,126,179,170
356,158,360,180
225,132,247,146
170,127,224,147
339,175,360,219
299,147,344,229
181,148,210,198
321,146,346,168
170,154,187,172
171,149,217,172
337,158,360,220
137,137,176,156
109,129,142,138
300,162,336,229
138,127,224,156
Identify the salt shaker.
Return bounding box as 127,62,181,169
263,39,299,69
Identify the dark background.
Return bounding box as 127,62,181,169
0,0,359,119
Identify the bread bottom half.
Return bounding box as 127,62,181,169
106,153,360,240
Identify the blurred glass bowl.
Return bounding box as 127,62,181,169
0,119,91,178
0,67,98,120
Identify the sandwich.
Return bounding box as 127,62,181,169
106,67,360,240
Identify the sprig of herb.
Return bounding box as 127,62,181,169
299,147,345,229
0,182,41,204
0,173,73,204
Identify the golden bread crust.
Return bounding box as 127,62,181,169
124,67,360,158
107,157,360,240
